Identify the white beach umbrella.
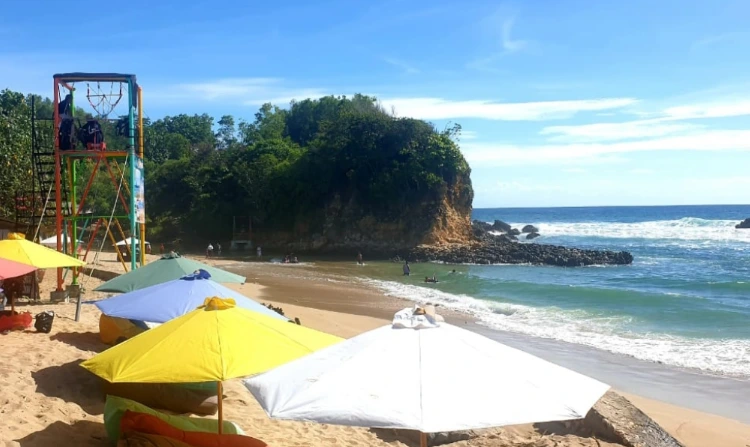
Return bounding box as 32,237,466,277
245,307,609,447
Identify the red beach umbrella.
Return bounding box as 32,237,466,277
0,257,36,280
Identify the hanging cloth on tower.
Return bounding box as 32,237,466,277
78,118,105,150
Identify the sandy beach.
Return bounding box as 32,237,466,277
2,254,749,447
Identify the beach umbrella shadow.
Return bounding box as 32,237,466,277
31,360,105,415
50,331,108,353
15,420,106,446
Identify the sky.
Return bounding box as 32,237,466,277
2,0,750,208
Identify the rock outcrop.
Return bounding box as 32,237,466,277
405,221,633,266
522,224,539,233
408,240,633,267
584,391,685,447
491,220,512,233
526,231,540,240
736,218,750,229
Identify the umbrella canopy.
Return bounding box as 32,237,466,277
0,233,85,268
245,307,610,434
81,297,343,383
94,253,245,293
0,258,36,280
93,271,287,323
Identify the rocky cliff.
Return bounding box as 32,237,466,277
257,174,475,254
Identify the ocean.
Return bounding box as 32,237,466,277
352,205,750,379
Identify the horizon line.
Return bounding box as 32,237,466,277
473,203,750,210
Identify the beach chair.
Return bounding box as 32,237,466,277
104,395,244,444
119,410,267,447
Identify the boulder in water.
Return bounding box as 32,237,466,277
736,218,750,229
509,228,521,236
472,220,493,232
521,224,539,233
491,220,512,233
526,232,540,240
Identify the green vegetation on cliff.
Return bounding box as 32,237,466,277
1,90,473,248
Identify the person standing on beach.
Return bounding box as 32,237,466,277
217,243,222,257
403,260,410,276
206,243,213,258
257,245,262,258
357,252,363,265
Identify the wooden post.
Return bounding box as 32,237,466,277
217,381,224,434
420,432,428,447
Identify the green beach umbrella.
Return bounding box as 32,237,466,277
94,253,246,293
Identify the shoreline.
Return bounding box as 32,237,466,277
209,257,750,447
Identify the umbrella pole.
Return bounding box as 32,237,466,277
217,381,223,434
420,432,428,447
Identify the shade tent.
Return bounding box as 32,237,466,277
39,235,83,248
116,237,150,246
93,272,287,323
245,307,610,439
94,253,245,293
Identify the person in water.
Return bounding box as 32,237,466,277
357,252,363,265
424,275,438,283
403,261,410,276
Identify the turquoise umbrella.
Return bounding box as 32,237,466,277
94,252,246,293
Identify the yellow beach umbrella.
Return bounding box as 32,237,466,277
0,233,85,268
0,233,85,312
81,297,342,431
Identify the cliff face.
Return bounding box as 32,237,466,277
258,172,474,254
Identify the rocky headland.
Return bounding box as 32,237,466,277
404,219,633,267
736,218,750,229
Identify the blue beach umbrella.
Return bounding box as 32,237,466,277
93,270,287,323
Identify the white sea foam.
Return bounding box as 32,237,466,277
492,217,750,244
363,278,750,378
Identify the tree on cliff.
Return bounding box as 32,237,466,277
0,90,473,249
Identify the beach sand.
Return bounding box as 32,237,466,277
2,253,748,447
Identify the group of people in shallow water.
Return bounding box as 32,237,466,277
400,259,456,283
283,253,300,263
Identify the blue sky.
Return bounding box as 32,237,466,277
2,0,750,208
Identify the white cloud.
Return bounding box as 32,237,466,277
462,129,750,166
541,119,700,142
157,78,329,105
628,168,654,175
501,18,527,53
176,78,279,100
691,32,750,50
461,130,479,140
662,100,750,120
539,97,750,144
476,181,563,195
380,97,637,121
383,57,420,74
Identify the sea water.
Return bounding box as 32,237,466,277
355,205,750,379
